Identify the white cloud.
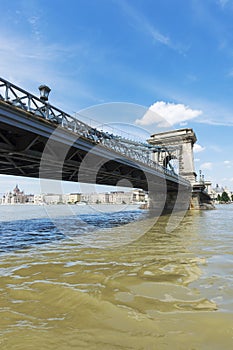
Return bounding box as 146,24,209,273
228,69,233,78
0,31,103,110
209,145,222,153
201,162,213,170
193,144,205,153
223,160,232,168
194,158,200,162
27,15,42,41
218,0,229,8
0,34,74,81
135,101,203,126
118,1,170,47
186,74,198,82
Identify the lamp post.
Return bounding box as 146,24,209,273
199,169,202,182
38,85,51,102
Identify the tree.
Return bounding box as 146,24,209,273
221,191,230,203
217,194,221,202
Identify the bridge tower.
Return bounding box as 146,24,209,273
148,128,197,184
148,128,214,210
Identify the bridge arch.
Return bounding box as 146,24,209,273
148,128,197,184
163,154,179,174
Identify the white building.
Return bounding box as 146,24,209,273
68,193,81,204
43,194,63,205
210,184,232,202
81,192,107,204
0,187,148,206
25,194,34,203
80,189,147,205
1,185,26,204
34,194,44,205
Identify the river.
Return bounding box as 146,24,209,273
0,204,233,349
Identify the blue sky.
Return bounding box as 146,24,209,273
0,0,233,194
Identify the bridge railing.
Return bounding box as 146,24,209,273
0,77,90,132
0,77,190,187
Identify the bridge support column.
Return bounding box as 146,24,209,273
190,183,215,210
148,187,192,215
149,184,214,213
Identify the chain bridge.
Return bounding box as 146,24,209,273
0,77,207,211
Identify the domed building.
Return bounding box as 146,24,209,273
1,185,26,204
211,184,232,202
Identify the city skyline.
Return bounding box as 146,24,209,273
0,0,233,191
0,183,148,205
1,180,231,205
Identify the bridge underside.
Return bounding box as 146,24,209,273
0,103,191,201
0,121,177,192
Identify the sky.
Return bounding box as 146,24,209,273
0,0,233,194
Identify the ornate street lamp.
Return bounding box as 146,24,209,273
38,84,51,102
